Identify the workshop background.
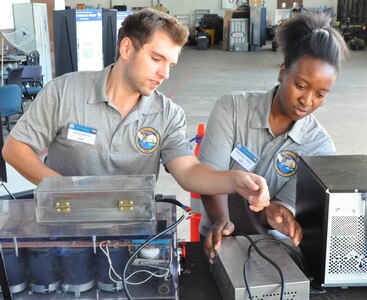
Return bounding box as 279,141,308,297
0,1,366,299
0,0,366,241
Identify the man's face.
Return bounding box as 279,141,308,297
124,31,181,96
276,56,337,121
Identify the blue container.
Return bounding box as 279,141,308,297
27,247,61,293
96,246,130,292
2,248,27,293
58,247,95,294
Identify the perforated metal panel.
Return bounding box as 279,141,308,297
329,216,367,274
324,192,367,286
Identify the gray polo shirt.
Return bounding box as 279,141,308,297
11,65,193,177
199,87,335,235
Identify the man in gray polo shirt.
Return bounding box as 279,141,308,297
2,9,270,211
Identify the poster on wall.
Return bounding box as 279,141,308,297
76,9,103,71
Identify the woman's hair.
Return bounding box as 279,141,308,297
115,8,189,60
276,12,349,72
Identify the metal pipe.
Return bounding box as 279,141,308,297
1,38,3,86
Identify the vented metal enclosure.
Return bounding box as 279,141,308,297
211,235,309,300
296,155,367,287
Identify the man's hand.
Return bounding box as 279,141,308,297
204,219,235,264
233,171,270,212
265,202,303,246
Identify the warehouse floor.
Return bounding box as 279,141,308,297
1,42,367,241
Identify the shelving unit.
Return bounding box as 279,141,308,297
175,14,191,31
195,9,210,25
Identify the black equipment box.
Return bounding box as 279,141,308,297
196,31,210,50
296,155,367,287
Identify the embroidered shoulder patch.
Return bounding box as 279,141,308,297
274,150,298,177
135,127,160,154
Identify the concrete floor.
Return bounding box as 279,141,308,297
1,43,367,241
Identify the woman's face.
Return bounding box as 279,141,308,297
274,56,337,121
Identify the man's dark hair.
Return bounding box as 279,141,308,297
276,12,349,72
115,8,189,60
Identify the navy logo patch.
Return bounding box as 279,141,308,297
135,127,160,154
274,151,298,177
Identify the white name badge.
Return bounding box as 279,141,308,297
230,144,258,172
67,123,97,145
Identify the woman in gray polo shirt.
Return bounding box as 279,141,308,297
199,12,349,264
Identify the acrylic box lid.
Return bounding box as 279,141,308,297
34,175,156,224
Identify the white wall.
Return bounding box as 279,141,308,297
0,0,31,29
55,0,66,10
0,0,66,29
64,0,339,29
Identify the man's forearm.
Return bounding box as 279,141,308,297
167,155,269,212
15,160,61,185
2,136,60,185
167,157,242,195
168,159,233,194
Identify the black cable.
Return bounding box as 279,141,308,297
248,237,326,299
155,195,183,208
243,257,253,299
0,180,16,200
155,194,192,212
123,214,185,300
123,195,191,300
248,237,305,272
235,233,285,300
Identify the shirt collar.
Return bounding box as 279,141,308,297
250,85,309,145
249,86,277,129
87,65,163,115
287,116,309,145
138,92,164,115
87,65,112,104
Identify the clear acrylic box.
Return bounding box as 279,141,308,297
34,175,156,223
0,198,178,299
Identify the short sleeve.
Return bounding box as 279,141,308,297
199,95,236,171
159,103,193,164
10,80,60,154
